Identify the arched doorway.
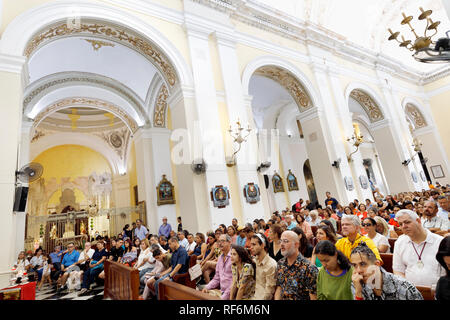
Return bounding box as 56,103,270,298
303,159,318,207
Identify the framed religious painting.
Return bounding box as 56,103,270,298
359,175,369,189
272,172,284,193
344,176,354,191
287,169,299,191
419,171,426,182
430,165,445,179
210,185,230,208
243,183,260,204
156,175,175,206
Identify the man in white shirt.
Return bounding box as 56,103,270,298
186,233,197,254
75,242,95,271
177,230,189,251
393,209,446,287
421,201,448,236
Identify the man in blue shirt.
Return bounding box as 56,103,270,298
56,242,80,292
236,227,247,247
134,219,149,240
153,237,189,299
158,217,172,238
78,241,108,296
285,215,297,230
324,191,339,211
49,245,63,272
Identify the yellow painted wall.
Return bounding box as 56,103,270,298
1,0,53,34
32,144,112,206
127,141,138,206
33,144,111,180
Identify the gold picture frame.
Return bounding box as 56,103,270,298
272,172,285,193
287,169,299,191
156,175,175,206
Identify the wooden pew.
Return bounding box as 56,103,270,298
104,260,140,300
388,238,397,253
158,280,221,300
380,253,393,273
415,285,435,300
172,255,198,289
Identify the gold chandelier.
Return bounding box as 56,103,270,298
388,7,450,63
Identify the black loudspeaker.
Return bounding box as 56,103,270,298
13,186,28,212
264,175,269,189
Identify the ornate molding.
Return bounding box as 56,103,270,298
93,127,131,160
349,89,384,123
405,103,427,129
84,39,115,51
153,84,168,128
24,20,178,87
32,97,139,133
255,65,312,111
23,72,147,125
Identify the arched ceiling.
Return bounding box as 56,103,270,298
28,36,158,101
256,0,450,73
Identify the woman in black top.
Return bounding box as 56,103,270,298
122,224,133,240
435,236,450,301
268,224,283,262
177,217,183,232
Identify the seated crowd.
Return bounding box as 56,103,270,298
16,185,450,300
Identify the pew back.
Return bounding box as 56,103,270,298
104,260,140,300
158,280,221,300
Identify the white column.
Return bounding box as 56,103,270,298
183,22,234,229
278,136,305,205
112,174,131,208
133,127,177,234
375,73,416,192
390,89,427,190
370,119,415,194
215,31,268,224
308,60,358,204
327,67,375,200
0,53,26,287
13,119,33,259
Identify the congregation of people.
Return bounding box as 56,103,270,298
16,185,450,300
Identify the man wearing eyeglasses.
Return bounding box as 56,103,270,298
202,234,233,299
56,242,80,292
274,231,318,300
335,215,381,262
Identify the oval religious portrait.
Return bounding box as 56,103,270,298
110,132,123,148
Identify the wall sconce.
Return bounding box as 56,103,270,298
402,138,423,166
346,132,364,162
226,119,252,167
331,158,341,169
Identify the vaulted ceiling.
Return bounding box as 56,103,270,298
256,0,450,73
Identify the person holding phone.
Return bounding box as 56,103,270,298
350,243,423,300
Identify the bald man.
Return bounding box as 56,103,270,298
274,231,318,300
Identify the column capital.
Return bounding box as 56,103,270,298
0,53,26,74
370,119,391,131
133,127,171,140
296,107,322,123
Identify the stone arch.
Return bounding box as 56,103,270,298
242,55,322,111
401,97,430,131
0,0,193,89
24,72,147,127
344,82,388,123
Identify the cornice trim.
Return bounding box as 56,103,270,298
0,53,27,74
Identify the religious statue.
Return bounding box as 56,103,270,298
50,224,57,240
80,221,86,235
